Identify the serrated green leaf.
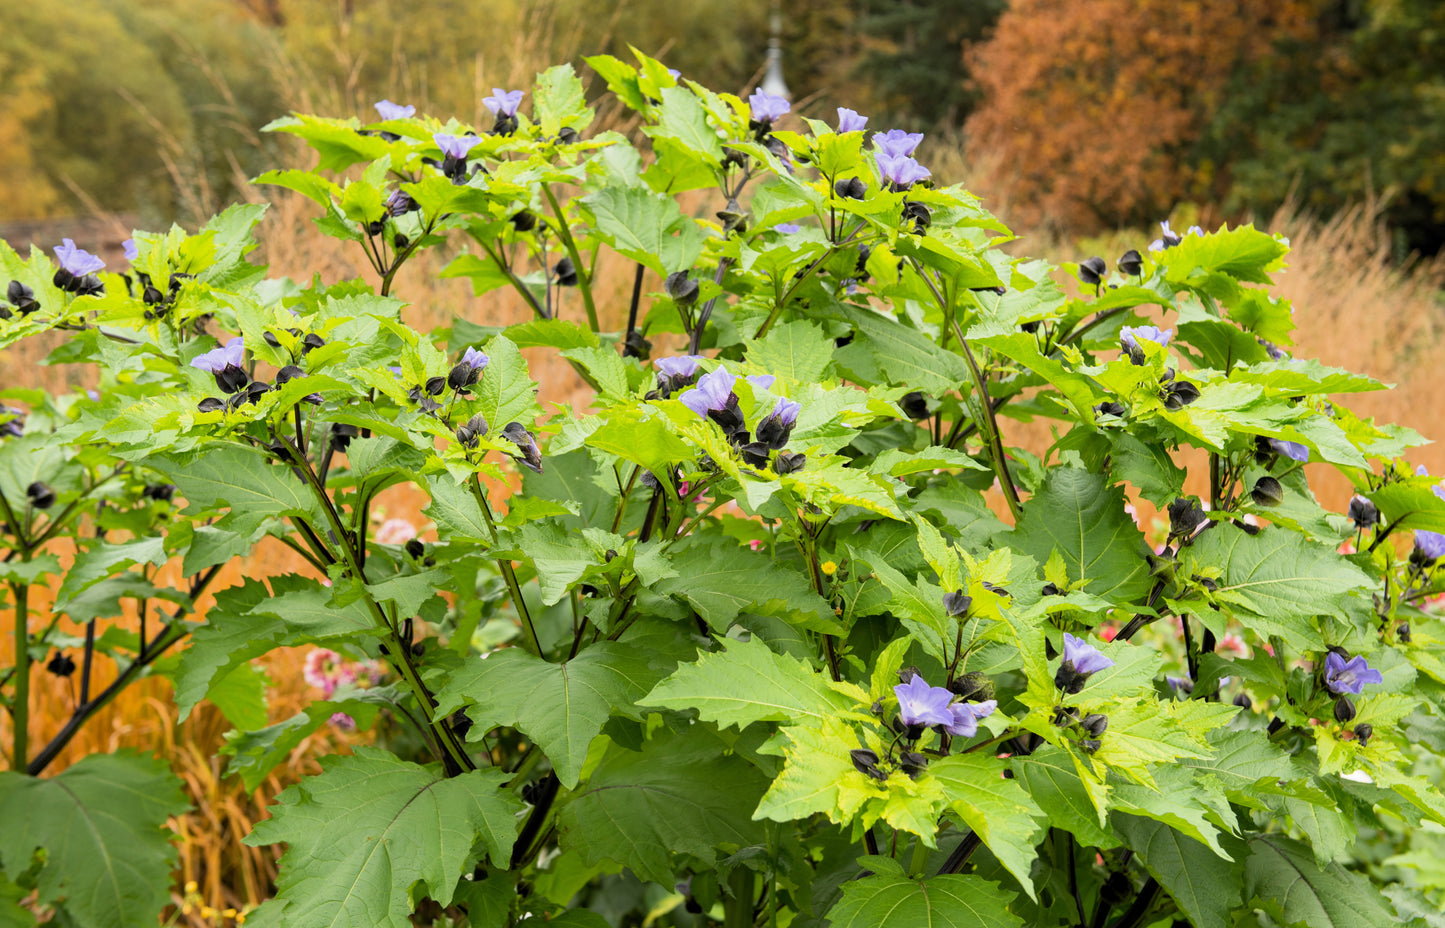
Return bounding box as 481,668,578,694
825,862,1024,928
581,184,704,276
655,539,838,632
1009,747,1118,848
1114,815,1242,928
434,644,668,788
154,446,323,538
556,727,766,884
0,753,188,928
533,64,593,136
931,754,1048,899
1243,834,1396,928
743,319,835,384
642,635,858,730
245,747,520,928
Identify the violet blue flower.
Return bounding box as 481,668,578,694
1166,675,1194,695
123,239,138,262
1415,529,1445,563
1147,220,1203,252
774,222,802,234
54,239,105,277
434,133,482,160
191,336,249,394
667,68,681,79
374,100,415,120
875,152,931,190
483,89,525,118
837,108,868,133
385,189,419,216
894,675,954,728
1055,632,1114,695
873,129,924,158
1268,439,1310,463
747,374,776,391
749,90,791,124
680,365,737,416
943,698,997,738
447,346,489,392
1323,652,1383,695
656,356,703,380
501,421,543,473
755,396,801,450
1120,325,1172,352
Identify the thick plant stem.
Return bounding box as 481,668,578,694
10,581,28,771
724,866,754,928
470,473,543,657
1110,877,1161,928
949,315,1023,521
543,184,600,333
293,446,475,773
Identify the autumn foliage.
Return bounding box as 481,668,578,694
965,0,1318,234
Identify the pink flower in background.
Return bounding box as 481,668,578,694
376,518,418,545
749,539,764,551
329,712,356,731
1338,540,1357,555
1218,634,1249,657
303,648,359,698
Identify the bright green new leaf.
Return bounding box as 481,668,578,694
825,859,1024,928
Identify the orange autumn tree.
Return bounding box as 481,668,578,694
964,0,1317,234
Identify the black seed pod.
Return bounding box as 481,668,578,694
197,397,226,413
1354,723,1373,747
1094,401,1126,418
456,414,489,449
143,284,165,306
1081,738,1102,754
26,481,55,509
1163,381,1201,410
1077,256,1106,286
849,748,879,775
1168,497,1208,540
7,280,39,315
1398,623,1412,644
1347,495,1379,529
275,365,304,385
404,538,425,558
501,422,543,473
46,652,76,677
1081,713,1109,737
833,176,867,199
664,271,699,305
1052,705,1080,727
1233,692,1253,710
1251,476,1284,508
897,666,921,685
330,423,359,451
773,451,806,474
1118,249,1143,277
943,590,972,618
898,751,929,779
949,672,994,703
900,391,930,420
142,483,177,502
553,257,578,286
1333,695,1357,724
1041,582,1061,596
901,199,931,233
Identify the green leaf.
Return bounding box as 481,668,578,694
533,64,593,136
833,304,970,394
743,319,836,385
222,695,387,791
556,727,767,884
655,539,839,632
1010,466,1153,605
645,86,723,163
1363,480,1445,535
931,754,1048,899
434,643,669,788
825,860,1024,928
580,184,704,276
0,752,189,928
642,634,860,730
1243,834,1396,928
980,331,1102,420
1180,525,1373,650
1162,224,1289,285
586,410,694,477
1009,748,1117,848
1114,815,1242,928
154,446,323,537
207,661,270,730
245,747,521,928
475,335,541,433
752,715,889,828
53,536,169,614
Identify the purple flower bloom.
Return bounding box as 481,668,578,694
460,346,488,373
747,374,776,391
749,90,791,123
191,336,245,374
483,89,524,117
1063,633,1114,675
54,239,105,277
1120,325,1172,353
894,675,954,728
666,68,681,79
756,396,801,450
385,189,418,216
1268,439,1310,463
447,346,490,392
122,239,138,262
774,222,802,234
837,107,868,133
875,152,931,189
434,133,483,160
374,100,415,120
1166,675,1194,695
1415,529,1445,562
655,356,703,379
943,698,997,738
1323,652,1383,696
1148,220,1203,252
679,365,737,418
873,129,924,158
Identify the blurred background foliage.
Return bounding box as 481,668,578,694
2,0,1440,257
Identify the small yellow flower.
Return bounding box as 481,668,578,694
223,908,238,919
184,881,198,894
820,560,838,576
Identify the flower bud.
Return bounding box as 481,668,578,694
1118,249,1143,277
6,280,39,315
901,200,931,233
1077,257,1106,286
1347,495,1379,529
1168,497,1208,540
26,481,55,509
664,271,699,305
1081,713,1109,737
143,284,166,306
330,422,359,451
275,365,304,385
553,257,578,287
1333,695,1356,724
623,330,652,360
1163,381,1200,409
833,176,867,199
456,414,488,449
773,451,806,474
898,751,929,779
1081,738,1102,754
849,748,880,775
1354,723,1373,747
900,391,930,420
948,672,994,703
303,333,326,354
502,422,543,473
1094,401,1126,418
943,590,972,618
1041,582,1061,596
1250,476,1284,508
